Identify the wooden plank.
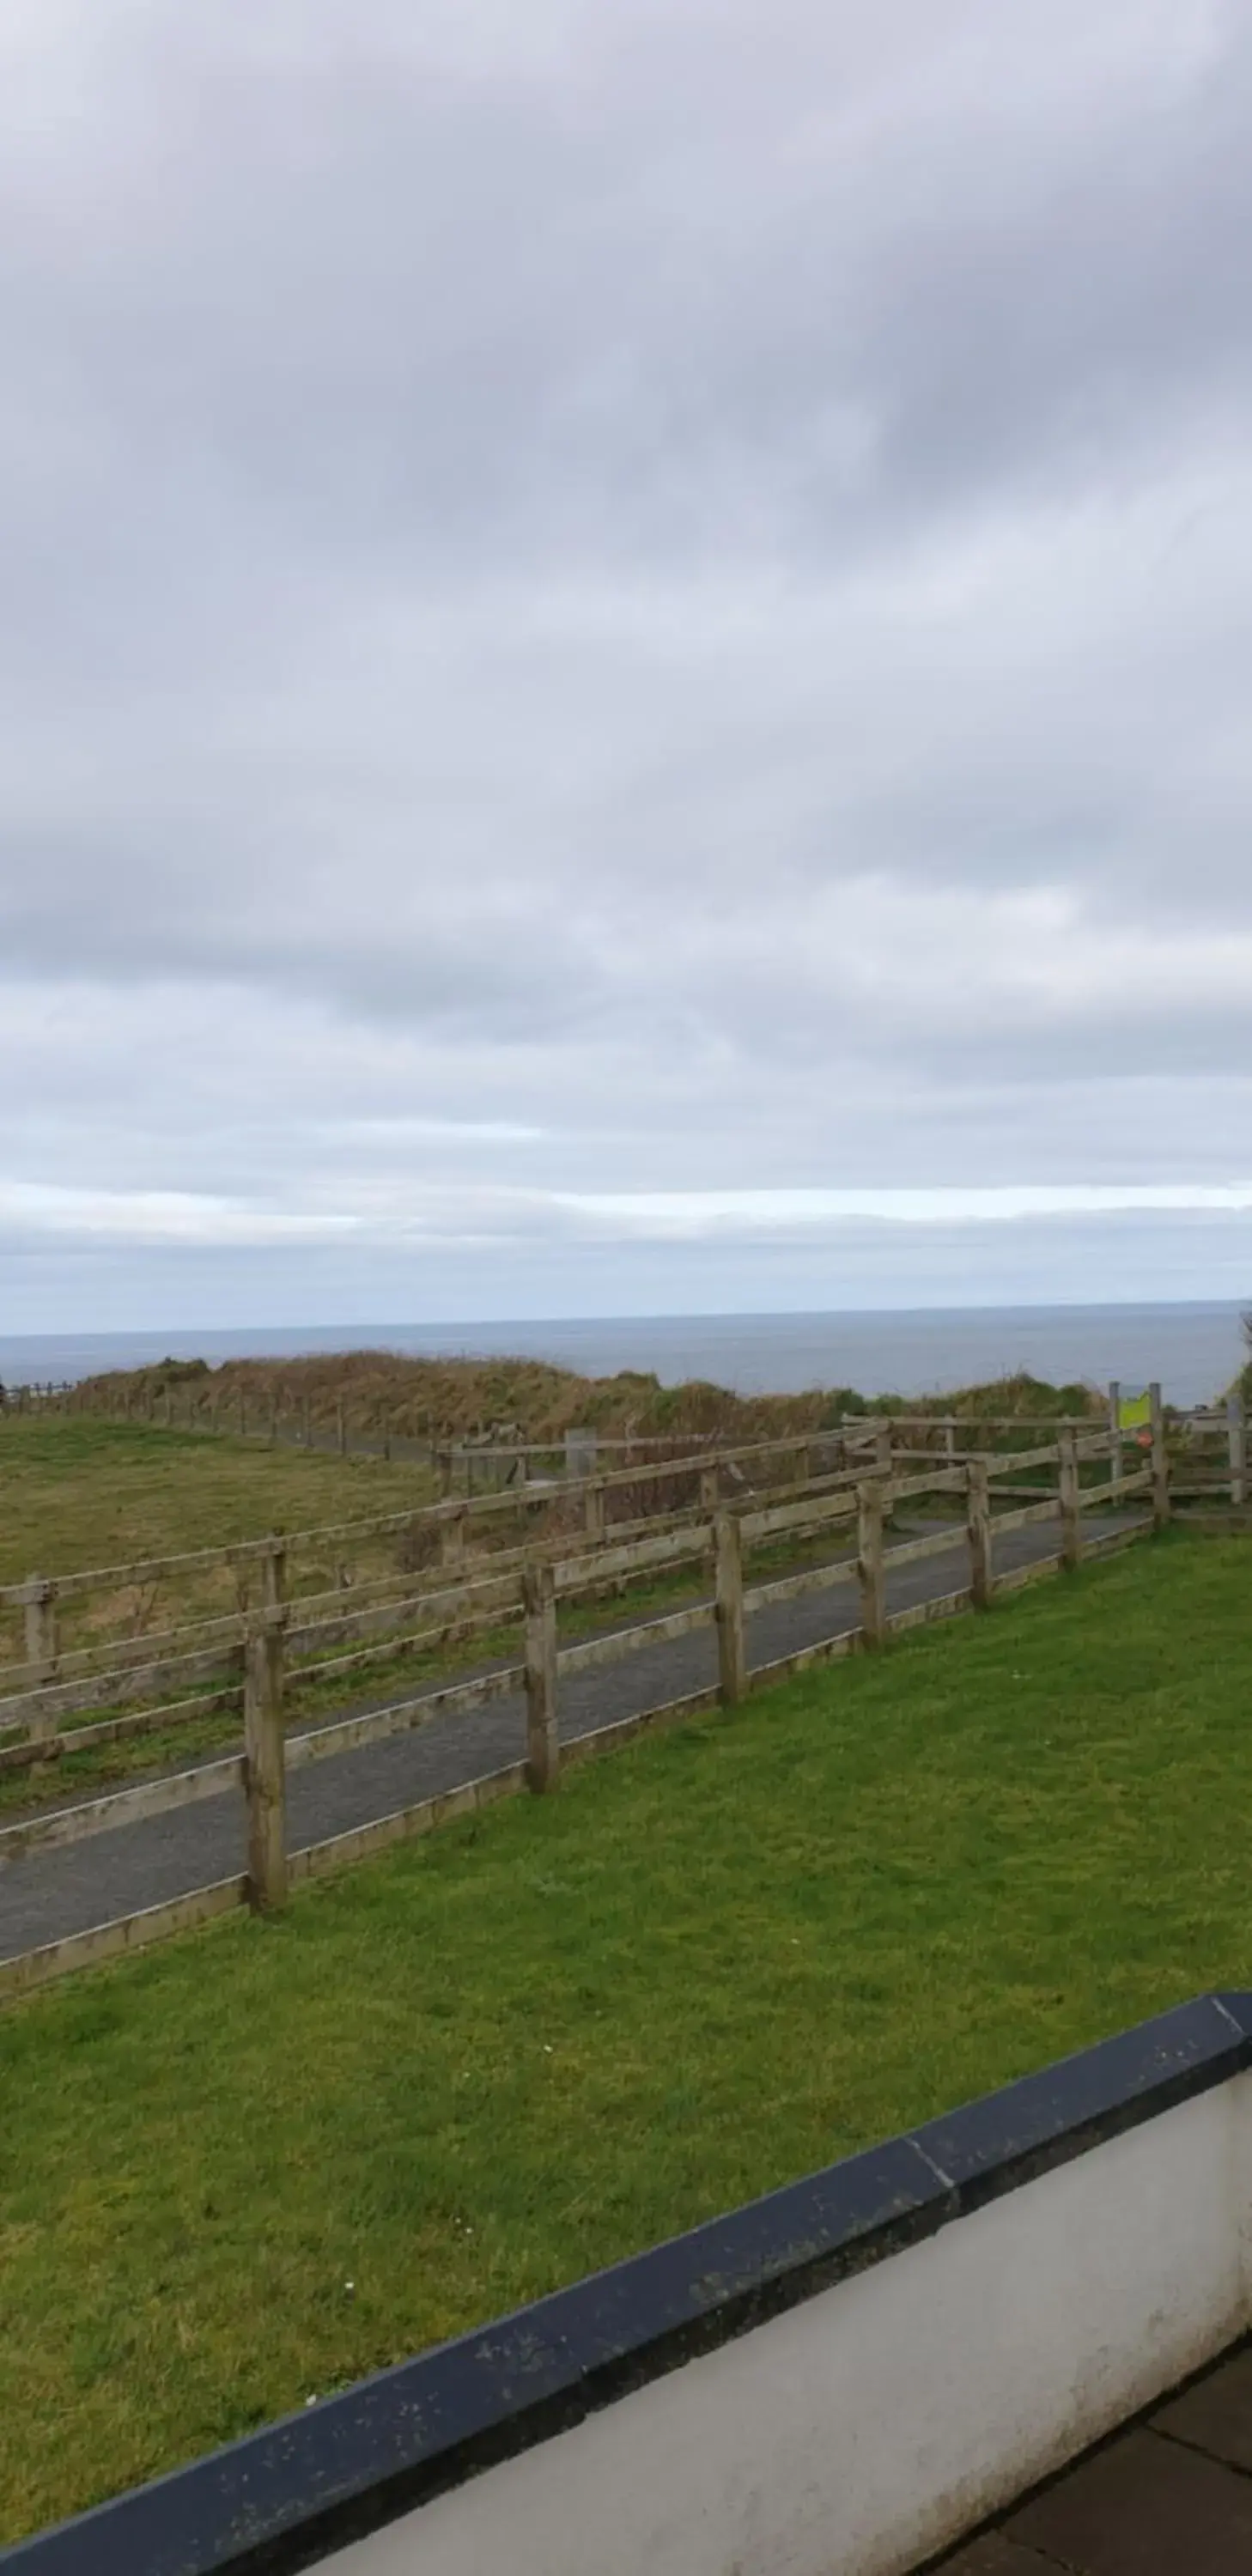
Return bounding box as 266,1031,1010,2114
292,1601,524,1691
884,1463,972,1506
561,1685,722,1765
967,1460,992,1611
284,1662,527,1771
994,1554,1063,1598
523,1563,558,1792
886,1583,973,1636
22,1577,58,1747
750,1630,858,1688
1059,1428,1082,1571
0,1639,246,1729
0,1754,245,1862
987,1498,1062,1541
0,1435,860,1656
0,1874,250,2008
0,1685,242,1777
741,1489,859,1544
743,1552,855,1615
285,1569,521,1656
1152,1382,1170,1532
714,1510,748,1704
0,1558,525,1722
0,1598,250,1692
1084,1522,1150,1562
880,1522,967,1574
1078,1468,1152,1509
557,1601,715,1679
858,1483,886,1649
1229,1394,1247,1508
244,1564,287,1912
289,1762,529,1886
553,1523,710,1593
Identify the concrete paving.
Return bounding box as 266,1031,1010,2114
938,2342,1252,2573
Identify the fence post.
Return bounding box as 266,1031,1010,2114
1058,1431,1082,1571
1107,1381,1121,1489
523,1562,558,1791
244,1539,288,1912
1151,1382,1170,1531
714,1510,748,1704
583,1478,605,1543
1228,1394,1247,1508
857,1482,887,1649
945,1420,957,1467
700,1465,720,1511
441,1506,467,1571
967,1459,993,1610
23,1575,59,1751
874,1423,892,1474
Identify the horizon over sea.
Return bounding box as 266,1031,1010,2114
0,1301,1247,1410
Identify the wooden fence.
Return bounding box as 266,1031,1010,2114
0,1408,1161,2002
0,1429,896,1771
3,1378,798,1490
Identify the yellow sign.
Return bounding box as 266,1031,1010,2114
1117,1389,1152,1431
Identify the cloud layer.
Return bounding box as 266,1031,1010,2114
3,0,1252,1327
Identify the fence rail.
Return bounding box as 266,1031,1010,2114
0,1400,1170,2002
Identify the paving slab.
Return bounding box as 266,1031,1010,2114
1004,2424,1252,2573
936,2532,1064,2571
1151,2344,1252,2474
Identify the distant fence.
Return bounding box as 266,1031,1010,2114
0,1407,1161,2002
2,1377,797,1489
5,1376,1247,1498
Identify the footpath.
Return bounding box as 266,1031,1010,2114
0,1514,1132,1963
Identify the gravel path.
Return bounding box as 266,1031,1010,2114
0,1515,1138,1962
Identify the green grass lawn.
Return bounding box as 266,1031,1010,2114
2,1532,1248,2541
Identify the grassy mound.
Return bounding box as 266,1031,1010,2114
70,1352,1103,1442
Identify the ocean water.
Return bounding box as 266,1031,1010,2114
1,1303,1245,1409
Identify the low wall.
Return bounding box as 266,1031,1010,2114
9,1994,1252,2576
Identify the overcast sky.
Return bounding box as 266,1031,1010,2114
3,0,1252,1331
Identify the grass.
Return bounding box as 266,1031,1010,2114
0,1417,438,1589
1,1531,1249,2539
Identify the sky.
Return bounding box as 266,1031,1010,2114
3,0,1252,1331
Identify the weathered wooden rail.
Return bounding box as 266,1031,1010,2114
0,1433,866,1764
4,1376,834,1491
0,1410,1158,2003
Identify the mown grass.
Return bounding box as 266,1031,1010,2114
1,1533,1249,2540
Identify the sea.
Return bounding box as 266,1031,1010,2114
1,1303,1246,1410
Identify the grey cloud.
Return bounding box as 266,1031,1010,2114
3,0,1252,1323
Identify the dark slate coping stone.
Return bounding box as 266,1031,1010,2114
5,1991,1249,2576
